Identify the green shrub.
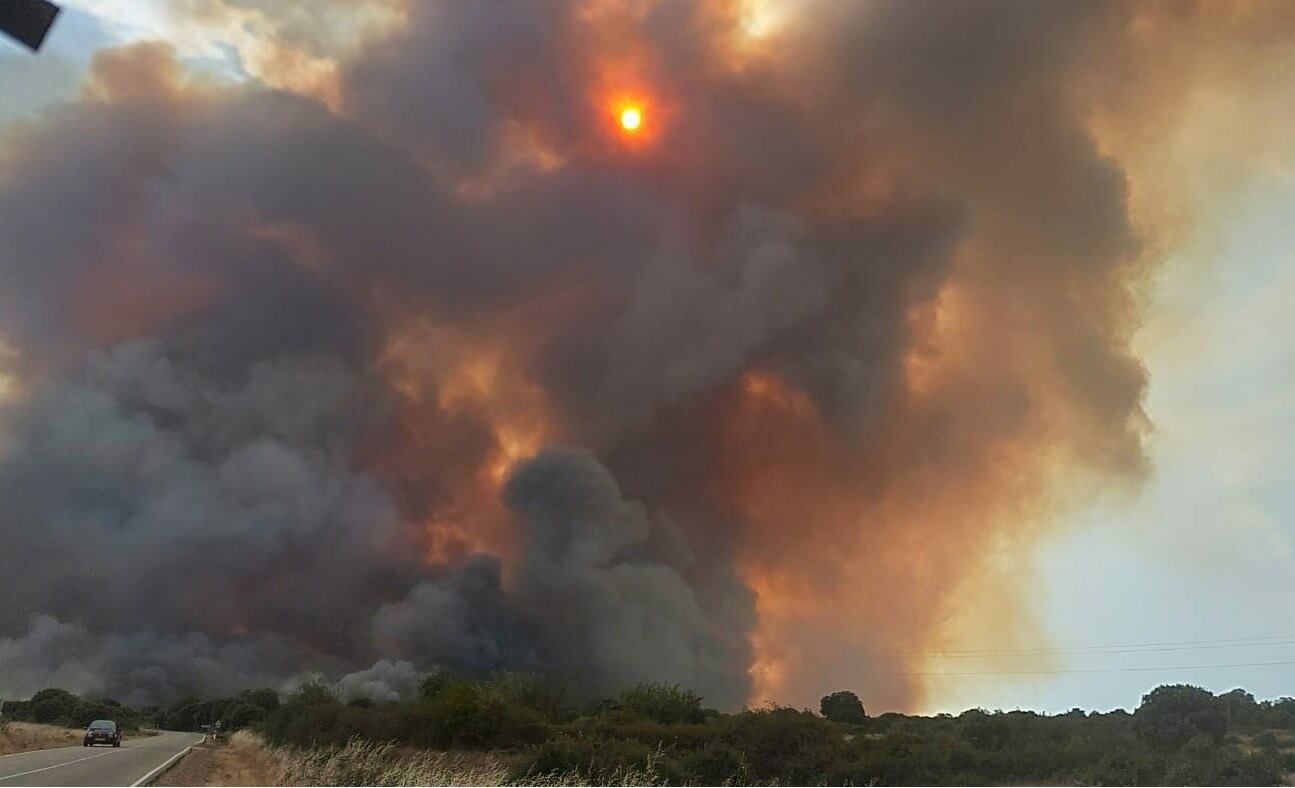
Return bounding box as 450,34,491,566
723,707,843,784
481,671,564,721
617,682,704,725
417,668,455,702
679,743,750,785
1086,748,1145,786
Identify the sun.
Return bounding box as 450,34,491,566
619,105,643,133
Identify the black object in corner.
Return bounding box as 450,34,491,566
0,0,61,52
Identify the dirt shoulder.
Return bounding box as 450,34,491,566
0,721,82,756
155,731,273,787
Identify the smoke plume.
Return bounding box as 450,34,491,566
1,0,1290,710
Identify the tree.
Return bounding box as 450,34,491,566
1135,684,1225,749
240,688,280,713
29,688,78,724
820,691,867,724
1217,688,1263,731
286,681,335,707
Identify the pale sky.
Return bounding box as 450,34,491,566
932,169,1295,713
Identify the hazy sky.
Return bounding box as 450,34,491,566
4,1,1294,714
936,167,1295,714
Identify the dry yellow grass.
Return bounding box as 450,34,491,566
271,739,510,787
155,730,275,787
157,730,669,787
0,721,81,756
268,738,667,787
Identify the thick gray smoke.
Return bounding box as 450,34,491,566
504,448,751,704
0,615,299,707
6,0,1270,709
0,334,741,703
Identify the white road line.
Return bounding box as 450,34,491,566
0,745,84,761
130,737,198,787
0,749,121,782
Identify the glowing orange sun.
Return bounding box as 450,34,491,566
619,105,643,133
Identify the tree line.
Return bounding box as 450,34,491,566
5,680,1295,784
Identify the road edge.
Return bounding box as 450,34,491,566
130,735,204,787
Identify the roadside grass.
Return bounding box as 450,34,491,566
155,730,275,786
267,737,668,787
0,721,81,756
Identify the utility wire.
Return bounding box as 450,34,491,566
909,658,1295,677
910,634,1295,658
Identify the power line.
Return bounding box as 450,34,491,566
911,634,1295,658
909,658,1295,677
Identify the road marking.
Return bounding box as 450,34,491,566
0,745,84,761
0,748,121,782
130,736,199,787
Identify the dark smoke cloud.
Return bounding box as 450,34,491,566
504,448,752,705
371,556,536,676
0,615,302,707
2,0,1283,709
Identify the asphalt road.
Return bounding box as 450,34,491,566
0,731,204,787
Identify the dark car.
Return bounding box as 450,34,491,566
83,719,121,747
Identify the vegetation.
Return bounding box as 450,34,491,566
0,688,150,730
157,688,280,732
820,691,867,725
7,680,1295,784
0,721,84,757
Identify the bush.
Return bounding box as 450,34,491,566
406,681,507,748
616,683,704,725
1085,747,1148,786
481,671,565,721
418,669,456,702
724,707,843,784
1165,735,1282,786
679,743,750,785
1281,750,1295,771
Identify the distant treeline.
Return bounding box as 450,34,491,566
0,688,150,730
7,680,1295,784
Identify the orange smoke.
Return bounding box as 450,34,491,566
372,320,551,566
